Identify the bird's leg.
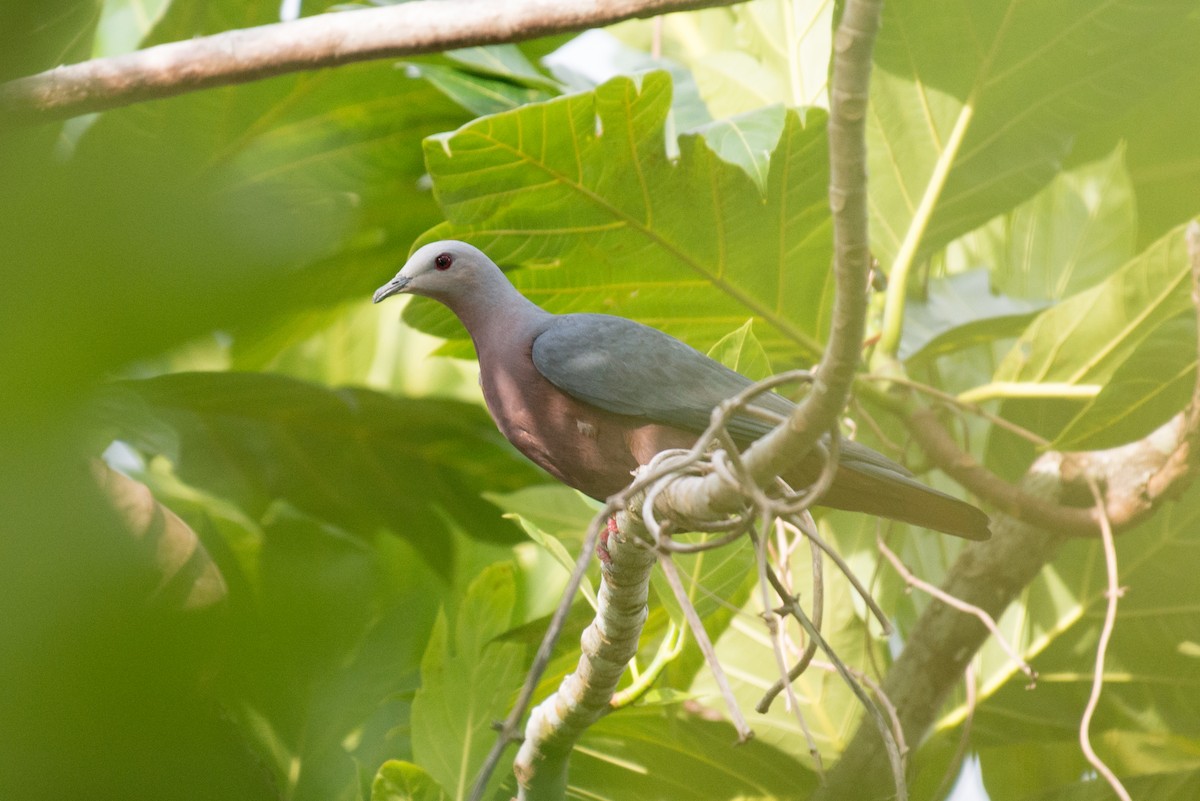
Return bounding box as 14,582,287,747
597,516,618,565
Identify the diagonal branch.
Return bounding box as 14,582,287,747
817,220,1200,799
0,0,748,125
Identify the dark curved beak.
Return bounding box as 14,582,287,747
373,275,411,303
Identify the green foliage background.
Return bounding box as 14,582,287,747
3,1,1200,800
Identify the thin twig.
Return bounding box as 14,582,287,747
758,521,824,712
1078,477,1131,801
767,564,908,801
659,552,754,741
863,373,1051,447
877,536,1036,684
798,513,892,635
751,517,825,778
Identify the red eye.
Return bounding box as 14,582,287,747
434,253,453,270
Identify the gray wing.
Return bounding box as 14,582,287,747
532,313,917,481
531,314,795,442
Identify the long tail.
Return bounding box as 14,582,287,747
785,439,991,540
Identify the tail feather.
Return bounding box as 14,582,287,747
819,462,991,540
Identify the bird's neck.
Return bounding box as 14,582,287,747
444,278,552,348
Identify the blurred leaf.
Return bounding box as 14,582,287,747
93,0,171,58
968,146,1136,301
407,72,833,367
0,0,101,80
213,506,448,801
66,0,470,367
1023,769,1200,801
867,0,1196,267
92,459,228,609
568,704,815,800
1074,42,1200,246
1054,316,1196,450
372,761,449,801
615,0,833,113
899,269,1049,364
410,563,526,801
115,372,543,571
0,432,275,801
994,224,1192,390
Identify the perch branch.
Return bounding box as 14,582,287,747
0,0,749,124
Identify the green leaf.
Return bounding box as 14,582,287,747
569,705,815,800
615,0,833,113
687,517,887,764
0,0,101,80
372,761,450,801
706,319,774,380
951,146,1137,301
938,482,1200,751
1053,316,1196,450
867,0,1196,268
407,44,562,119
411,563,526,800
405,61,558,117
116,372,543,572
694,106,787,196
446,44,562,91
992,224,1192,392
1022,769,1200,801
900,269,1049,364
409,72,833,367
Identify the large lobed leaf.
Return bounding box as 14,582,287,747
992,224,1192,396
114,372,544,571
867,0,1196,270
406,71,834,366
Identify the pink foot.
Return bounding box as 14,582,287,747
598,517,618,565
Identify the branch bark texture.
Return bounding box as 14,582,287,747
0,0,747,124
514,517,655,800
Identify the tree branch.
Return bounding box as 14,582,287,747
0,0,748,125
814,460,1068,801
818,221,1200,798
656,0,882,522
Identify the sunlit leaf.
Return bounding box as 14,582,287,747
993,224,1191,390
569,705,815,799
867,0,1195,267
707,318,774,380
408,72,833,367
1053,316,1196,450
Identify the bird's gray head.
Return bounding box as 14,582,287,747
372,240,503,306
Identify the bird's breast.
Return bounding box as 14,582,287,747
477,352,694,500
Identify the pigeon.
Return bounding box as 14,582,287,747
374,241,989,540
